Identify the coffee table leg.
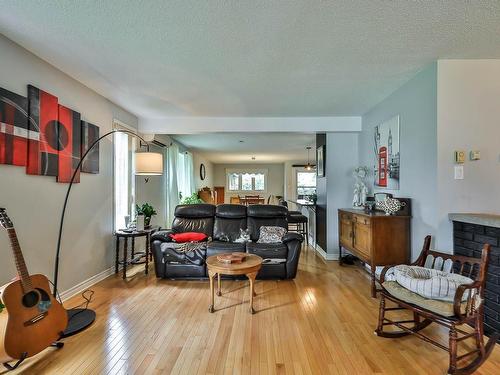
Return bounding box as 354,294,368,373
247,271,258,314
123,238,128,280
217,273,222,296
208,270,216,313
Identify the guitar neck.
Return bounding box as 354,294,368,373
6,228,33,292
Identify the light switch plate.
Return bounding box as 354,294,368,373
454,150,466,164
454,165,464,180
469,150,481,161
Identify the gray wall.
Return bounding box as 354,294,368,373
437,60,500,250
359,63,438,259
326,132,359,256
213,163,284,203
193,152,214,191
0,35,138,293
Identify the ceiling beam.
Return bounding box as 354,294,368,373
139,116,361,134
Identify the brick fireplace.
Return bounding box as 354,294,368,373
452,217,500,341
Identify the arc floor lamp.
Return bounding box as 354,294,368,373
53,129,163,337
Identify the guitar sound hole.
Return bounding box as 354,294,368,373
22,290,40,308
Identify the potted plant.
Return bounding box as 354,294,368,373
180,193,204,205
136,203,157,228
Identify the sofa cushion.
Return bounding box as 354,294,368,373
171,204,216,236
214,204,247,241
246,242,287,259
170,232,207,243
207,241,246,257
257,226,286,243
161,242,206,266
247,205,287,241
382,281,470,317
172,217,214,237
393,265,473,302
174,204,216,218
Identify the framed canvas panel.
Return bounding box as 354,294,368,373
0,87,29,166
316,145,325,177
374,115,400,190
26,85,59,176
57,105,81,183
81,121,99,174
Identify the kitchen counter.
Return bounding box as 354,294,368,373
449,213,500,228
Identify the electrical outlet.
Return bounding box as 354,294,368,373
454,165,464,180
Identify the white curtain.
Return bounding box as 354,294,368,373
177,151,195,201
164,145,196,226
113,126,136,230
165,143,180,225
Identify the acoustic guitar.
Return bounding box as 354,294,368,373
0,208,67,365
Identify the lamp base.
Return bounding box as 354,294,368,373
61,308,96,338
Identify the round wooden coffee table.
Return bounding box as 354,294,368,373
206,253,263,314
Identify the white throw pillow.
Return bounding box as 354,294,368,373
257,226,286,244
394,265,474,302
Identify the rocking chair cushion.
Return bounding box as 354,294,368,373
382,281,467,317
393,265,473,302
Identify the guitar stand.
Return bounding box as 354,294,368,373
2,342,64,371
3,352,27,371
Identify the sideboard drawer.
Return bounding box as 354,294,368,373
353,215,371,226
340,212,352,222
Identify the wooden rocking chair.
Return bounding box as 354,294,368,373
375,235,499,375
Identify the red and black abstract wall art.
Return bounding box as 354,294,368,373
26,85,59,176
0,84,100,183
0,87,29,166
57,105,81,183
81,121,99,174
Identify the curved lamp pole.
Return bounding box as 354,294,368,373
54,129,162,337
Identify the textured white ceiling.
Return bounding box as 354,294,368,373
173,133,316,163
0,1,499,122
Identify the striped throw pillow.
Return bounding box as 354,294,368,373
393,265,473,302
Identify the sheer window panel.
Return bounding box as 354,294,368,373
113,122,136,230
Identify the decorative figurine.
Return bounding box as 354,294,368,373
352,166,369,209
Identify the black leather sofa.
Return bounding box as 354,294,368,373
151,204,303,279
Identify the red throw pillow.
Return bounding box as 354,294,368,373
169,232,207,243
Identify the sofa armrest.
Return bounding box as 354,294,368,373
151,229,176,243
283,233,303,279
282,232,303,244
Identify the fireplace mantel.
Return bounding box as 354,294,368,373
449,213,500,228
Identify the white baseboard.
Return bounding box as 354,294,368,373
59,266,114,302
314,245,339,261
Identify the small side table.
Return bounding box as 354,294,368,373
206,253,263,314
114,228,155,279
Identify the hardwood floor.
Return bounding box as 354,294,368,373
7,248,500,374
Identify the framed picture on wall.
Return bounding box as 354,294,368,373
316,145,325,177
373,115,400,190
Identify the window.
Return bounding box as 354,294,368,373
113,123,136,230
297,171,316,199
226,169,267,192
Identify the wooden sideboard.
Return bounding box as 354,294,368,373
338,208,411,297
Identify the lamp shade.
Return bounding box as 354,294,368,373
135,152,163,175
